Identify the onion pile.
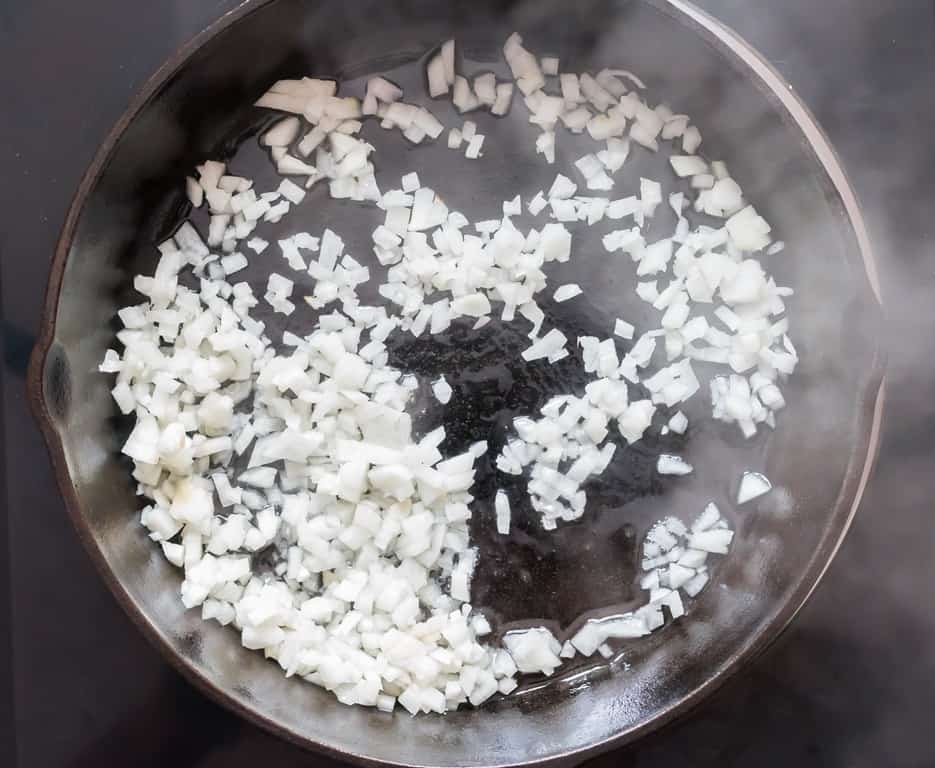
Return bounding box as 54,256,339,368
101,31,793,714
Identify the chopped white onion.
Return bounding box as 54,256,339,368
657,454,693,476
737,471,772,504
432,376,453,405
103,28,797,718
495,490,511,535
553,284,582,303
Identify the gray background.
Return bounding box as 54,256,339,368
2,1,934,765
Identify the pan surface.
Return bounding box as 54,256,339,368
28,0,884,765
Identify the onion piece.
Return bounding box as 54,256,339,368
540,57,559,76
185,177,204,207
427,55,449,97
669,155,709,177
553,284,582,303
473,73,497,106
464,134,485,159
502,627,561,675
667,411,688,434
737,471,771,504
560,73,581,105
614,318,635,340
657,454,693,476
495,490,511,535
491,82,515,116
432,376,453,405
441,39,456,85
262,116,301,147
522,329,567,362
453,76,480,113
682,125,702,153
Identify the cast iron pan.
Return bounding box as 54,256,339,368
27,0,885,765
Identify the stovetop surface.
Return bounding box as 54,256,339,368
3,1,935,765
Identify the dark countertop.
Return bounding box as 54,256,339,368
3,1,934,766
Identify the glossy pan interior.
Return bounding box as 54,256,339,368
28,0,884,765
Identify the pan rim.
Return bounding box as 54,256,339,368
26,0,886,765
